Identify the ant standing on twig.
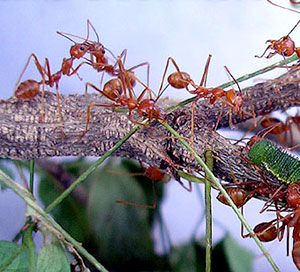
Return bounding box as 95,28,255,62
7,53,66,137
80,54,166,139
158,55,256,133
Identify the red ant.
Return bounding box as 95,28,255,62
158,56,255,132
108,161,170,209
259,116,289,145
80,55,166,138
248,183,300,270
11,53,65,136
58,21,150,88
57,19,108,78
85,49,150,97
256,1,300,60
216,187,254,209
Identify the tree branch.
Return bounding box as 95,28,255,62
1,68,300,189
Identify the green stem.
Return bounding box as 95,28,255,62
162,122,280,272
166,54,298,112
204,151,213,272
45,126,138,213
29,160,35,194
22,223,37,271
0,169,109,272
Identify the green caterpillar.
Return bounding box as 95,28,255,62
248,139,300,183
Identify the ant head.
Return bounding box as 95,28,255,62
138,99,166,121
279,36,295,57
70,43,90,59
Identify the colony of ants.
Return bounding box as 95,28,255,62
5,0,300,269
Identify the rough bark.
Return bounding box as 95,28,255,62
0,68,300,188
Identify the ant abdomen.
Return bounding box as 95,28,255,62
167,71,190,89
15,79,40,100
103,78,123,100
253,222,278,242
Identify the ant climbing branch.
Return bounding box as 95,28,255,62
0,66,299,189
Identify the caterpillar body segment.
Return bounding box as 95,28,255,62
248,139,300,183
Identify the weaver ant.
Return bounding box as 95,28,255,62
256,116,290,146
256,1,300,60
246,183,300,270
85,49,150,98
80,55,166,138
57,19,107,78
158,56,255,132
112,161,170,209
11,53,65,136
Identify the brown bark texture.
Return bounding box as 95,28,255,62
0,68,300,188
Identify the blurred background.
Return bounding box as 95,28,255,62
0,0,300,271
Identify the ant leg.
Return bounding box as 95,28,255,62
117,56,134,98
214,102,225,130
15,53,45,92
158,57,191,97
128,61,151,91
246,92,257,127
190,55,212,151
116,180,157,209
80,102,121,139
199,54,212,87
85,82,118,100
67,61,90,78
86,19,100,43
255,44,273,58
55,82,65,138
44,58,65,137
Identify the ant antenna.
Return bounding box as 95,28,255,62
104,47,118,61
155,82,169,102
267,0,300,14
287,19,300,36
267,0,300,36
224,66,242,95
86,19,100,43
56,31,77,44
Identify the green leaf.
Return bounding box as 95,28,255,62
87,159,158,270
222,234,254,272
36,239,70,272
38,166,89,241
170,242,201,272
0,241,29,272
